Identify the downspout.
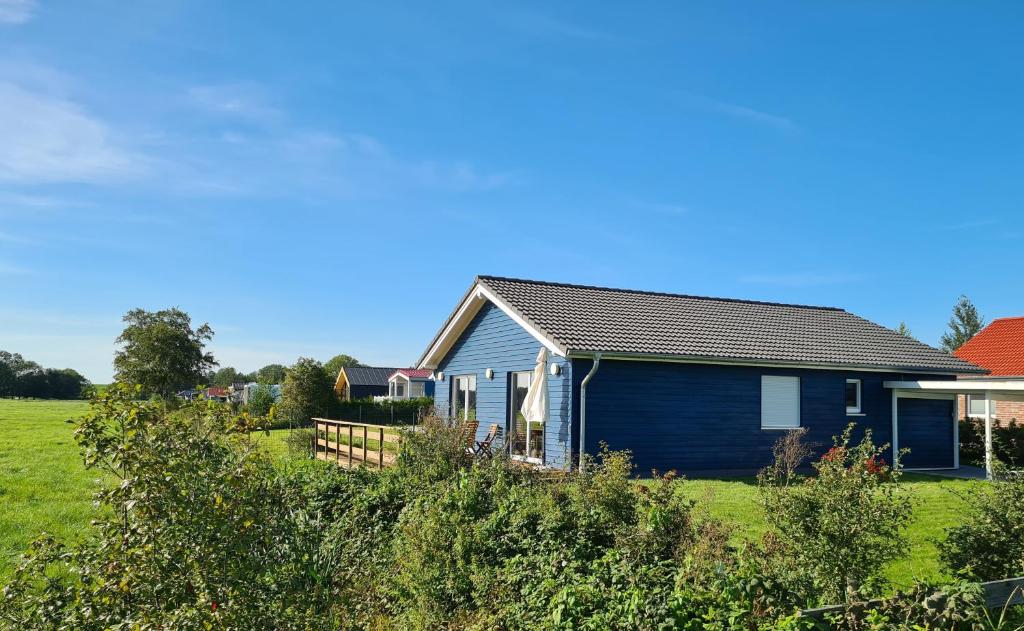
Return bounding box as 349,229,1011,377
579,354,602,472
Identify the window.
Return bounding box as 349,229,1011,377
451,375,477,420
508,371,542,463
761,375,800,429
967,395,991,418
845,379,862,414
395,382,405,398
411,381,425,398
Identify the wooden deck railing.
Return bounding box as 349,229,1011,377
800,576,1024,621
313,418,402,470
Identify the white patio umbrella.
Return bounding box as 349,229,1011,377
520,348,548,435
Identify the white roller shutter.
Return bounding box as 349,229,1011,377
761,376,800,429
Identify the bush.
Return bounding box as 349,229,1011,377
332,397,434,425
246,383,275,417
0,385,349,629
939,469,1024,581
8,399,1022,629
960,417,1024,468
758,424,914,604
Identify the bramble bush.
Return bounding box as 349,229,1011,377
2,395,1020,630
758,425,914,604
939,465,1024,582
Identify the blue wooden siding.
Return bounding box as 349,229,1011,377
573,358,953,475
434,302,573,469
898,398,955,469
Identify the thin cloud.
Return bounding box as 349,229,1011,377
739,272,865,287
687,94,796,132
0,82,143,184
185,82,283,123
0,0,36,25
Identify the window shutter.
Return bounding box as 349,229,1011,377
762,376,800,429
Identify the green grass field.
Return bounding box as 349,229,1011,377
0,399,983,588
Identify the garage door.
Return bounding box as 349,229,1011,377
898,397,955,469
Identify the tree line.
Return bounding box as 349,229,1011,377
0,351,92,399
111,307,369,423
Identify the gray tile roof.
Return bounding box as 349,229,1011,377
343,366,399,386
473,276,985,374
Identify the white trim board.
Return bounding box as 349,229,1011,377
418,282,565,369
885,380,1024,394
569,352,965,376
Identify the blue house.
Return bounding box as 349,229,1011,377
417,276,985,474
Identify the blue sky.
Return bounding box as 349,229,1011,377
2,1,1023,382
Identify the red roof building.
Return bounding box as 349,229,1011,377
954,317,1024,422
954,317,1024,376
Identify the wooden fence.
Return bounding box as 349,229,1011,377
312,418,402,470
801,576,1024,621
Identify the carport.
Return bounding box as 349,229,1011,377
884,379,1024,479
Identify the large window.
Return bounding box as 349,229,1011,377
452,375,477,420
761,375,800,429
846,379,862,414
508,371,542,463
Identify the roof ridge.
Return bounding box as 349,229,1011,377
477,275,845,312
990,316,1024,323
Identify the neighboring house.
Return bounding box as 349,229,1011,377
229,382,247,404
417,276,985,474
334,366,397,401
954,317,1024,423
387,369,436,400
203,386,231,402
177,389,199,401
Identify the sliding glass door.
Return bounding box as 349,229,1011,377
508,371,542,463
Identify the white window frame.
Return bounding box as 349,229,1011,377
761,375,801,430
966,394,990,418
451,374,477,420
846,379,862,415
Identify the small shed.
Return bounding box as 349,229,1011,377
334,366,397,401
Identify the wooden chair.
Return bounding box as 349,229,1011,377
474,423,500,459
459,420,480,455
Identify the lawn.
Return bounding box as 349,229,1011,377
674,473,982,589
0,399,293,581
0,399,985,590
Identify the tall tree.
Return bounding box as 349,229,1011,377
0,361,14,397
255,364,287,385
894,322,913,339
279,357,332,426
212,367,246,387
113,308,217,398
940,295,985,352
323,354,361,382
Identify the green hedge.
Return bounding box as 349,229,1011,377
959,417,1024,467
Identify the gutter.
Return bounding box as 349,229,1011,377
578,353,602,473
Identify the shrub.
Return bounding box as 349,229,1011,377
758,424,914,604
0,385,349,629
960,417,1024,468
246,383,275,417
939,468,1024,581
